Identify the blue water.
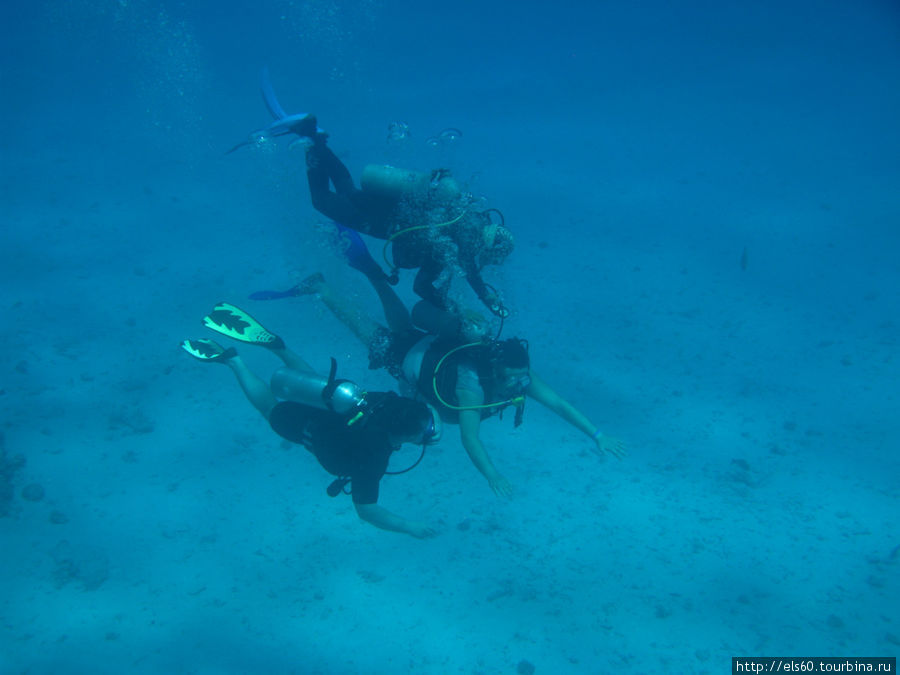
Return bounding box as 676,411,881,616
2,1,898,673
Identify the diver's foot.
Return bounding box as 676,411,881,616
294,272,325,295
334,223,386,280
288,114,318,139
288,115,328,146
181,338,237,363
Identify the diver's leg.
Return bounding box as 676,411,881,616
368,274,413,333
267,343,316,374
224,355,278,419
317,144,356,195
333,223,410,330
306,144,367,225
411,300,462,338
182,339,275,418
299,274,383,347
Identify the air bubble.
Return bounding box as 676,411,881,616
438,127,462,142
387,121,410,143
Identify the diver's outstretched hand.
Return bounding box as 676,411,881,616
487,472,514,499
593,434,626,460
407,522,440,539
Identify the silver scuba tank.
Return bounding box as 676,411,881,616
270,365,367,420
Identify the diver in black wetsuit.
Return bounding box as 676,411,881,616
301,120,514,318
182,302,441,538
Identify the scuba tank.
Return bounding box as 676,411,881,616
270,359,368,424
361,164,461,203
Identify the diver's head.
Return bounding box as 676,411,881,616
480,223,514,265
375,393,442,447
488,338,531,393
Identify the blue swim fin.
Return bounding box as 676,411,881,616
248,287,301,301
260,66,288,120
226,68,325,153
333,222,387,280
249,273,325,301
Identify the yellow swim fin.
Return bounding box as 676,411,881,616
202,303,285,349
181,338,237,362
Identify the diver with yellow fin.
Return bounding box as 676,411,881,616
182,302,441,538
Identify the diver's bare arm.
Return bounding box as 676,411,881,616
458,397,513,497
526,372,596,434
527,371,625,459
354,502,436,538
458,408,496,478
525,371,626,459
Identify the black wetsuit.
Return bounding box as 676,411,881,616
305,143,395,237
268,392,398,504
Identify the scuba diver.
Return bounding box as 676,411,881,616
230,69,514,319
306,140,514,319
181,302,441,538
262,229,626,498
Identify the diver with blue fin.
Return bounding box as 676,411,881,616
271,232,626,499
182,302,441,538
230,69,514,319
